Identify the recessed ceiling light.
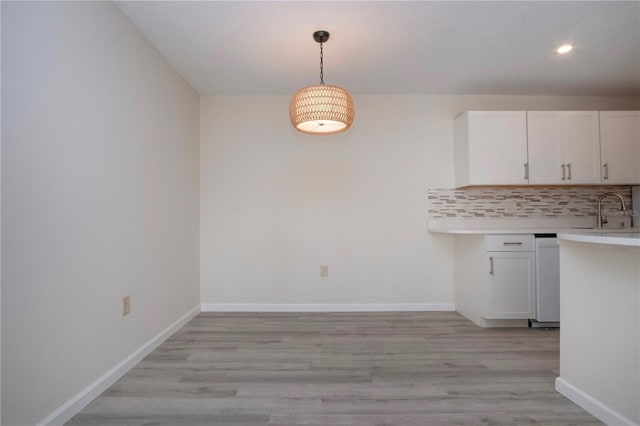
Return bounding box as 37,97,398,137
556,44,573,54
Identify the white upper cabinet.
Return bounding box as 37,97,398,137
527,111,601,185
565,112,602,183
600,111,640,184
527,112,563,185
454,111,528,187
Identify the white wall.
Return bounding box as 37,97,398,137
200,94,638,307
0,4,3,422
1,2,199,425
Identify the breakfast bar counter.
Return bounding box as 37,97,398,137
555,232,640,425
558,231,640,247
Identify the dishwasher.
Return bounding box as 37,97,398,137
532,234,560,327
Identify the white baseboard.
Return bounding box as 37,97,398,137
201,303,455,312
38,305,201,426
555,377,638,426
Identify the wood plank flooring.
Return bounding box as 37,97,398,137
67,312,601,425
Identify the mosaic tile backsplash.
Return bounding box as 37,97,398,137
428,186,632,219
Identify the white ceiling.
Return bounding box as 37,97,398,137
116,1,640,96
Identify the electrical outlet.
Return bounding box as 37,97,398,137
122,296,130,316
320,265,329,277
505,201,518,214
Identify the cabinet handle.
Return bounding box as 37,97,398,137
524,163,529,180
489,256,494,275
603,163,609,180
503,242,524,245
561,164,566,180
567,163,572,180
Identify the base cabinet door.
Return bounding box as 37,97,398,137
485,252,536,319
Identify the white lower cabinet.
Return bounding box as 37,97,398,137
455,234,535,327
484,251,536,319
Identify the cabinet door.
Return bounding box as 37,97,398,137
484,252,535,319
563,111,601,184
527,111,601,185
467,112,528,185
600,111,640,184
527,112,563,184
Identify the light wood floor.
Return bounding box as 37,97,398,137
67,312,601,425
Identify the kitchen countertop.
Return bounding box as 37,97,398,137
427,218,639,235
557,231,640,247
427,217,640,235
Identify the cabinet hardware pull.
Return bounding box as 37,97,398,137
524,163,529,180
603,163,609,180
503,242,523,245
489,256,494,275
567,163,572,180
561,164,566,180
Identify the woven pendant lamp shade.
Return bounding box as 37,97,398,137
290,84,354,135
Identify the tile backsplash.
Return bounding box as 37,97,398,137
428,186,632,219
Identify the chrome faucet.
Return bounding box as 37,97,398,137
597,192,628,228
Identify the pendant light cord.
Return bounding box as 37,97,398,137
319,42,324,85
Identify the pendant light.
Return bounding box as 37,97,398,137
289,30,354,135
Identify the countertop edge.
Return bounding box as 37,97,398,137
430,228,575,234
427,218,640,235
557,232,640,247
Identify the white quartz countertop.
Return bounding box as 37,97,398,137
557,231,640,247
427,218,640,235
